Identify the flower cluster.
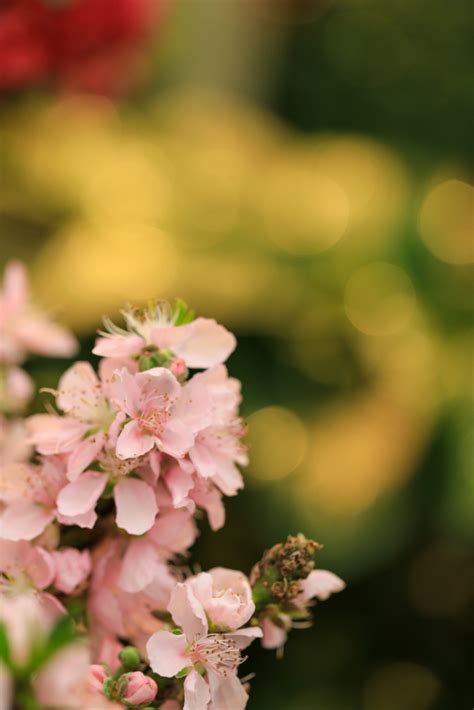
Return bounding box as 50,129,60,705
0,262,345,709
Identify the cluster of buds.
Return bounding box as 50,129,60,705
252,534,322,604
90,647,157,707
251,535,345,651
0,261,345,709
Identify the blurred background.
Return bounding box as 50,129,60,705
0,1,472,708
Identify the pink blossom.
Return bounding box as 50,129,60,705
122,671,157,705
110,366,210,460
51,548,92,594
0,459,65,540
28,361,119,481
0,260,77,364
146,580,261,710
260,570,346,650
186,568,255,632
192,365,242,424
0,539,55,592
189,421,247,496
93,303,235,369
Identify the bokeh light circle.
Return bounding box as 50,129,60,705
344,262,416,336
364,662,441,710
246,406,307,482
260,153,350,255
419,179,473,265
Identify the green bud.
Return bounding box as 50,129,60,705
139,354,159,371
118,646,141,671
103,677,115,699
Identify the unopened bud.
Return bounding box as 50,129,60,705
170,357,187,378
118,646,141,671
121,672,158,706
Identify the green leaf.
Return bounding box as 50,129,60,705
24,615,77,675
0,623,12,669
176,666,192,678
173,299,195,325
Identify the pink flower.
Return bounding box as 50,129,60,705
189,421,247,496
0,459,65,540
0,539,55,591
0,260,77,364
260,570,346,650
192,365,242,424
146,580,261,710
93,303,236,369
186,568,255,632
110,367,210,460
122,671,157,705
28,361,120,481
51,548,92,594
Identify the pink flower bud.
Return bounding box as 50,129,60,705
170,357,186,377
88,664,107,693
122,671,157,705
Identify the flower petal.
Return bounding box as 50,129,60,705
146,631,188,677
152,318,236,369
66,433,105,481
27,414,86,455
57,509,97,529
184,669,211,710
0,502,54,541
114,478,158,535
57,362,100,419
118,539,160,593
207,671,247,710
15,317,78,358
300,569,346,601
165,463,194,508
57,471,107,517
148,510,198,555
115,420,154,459
168,582,208,641
93,334,145,358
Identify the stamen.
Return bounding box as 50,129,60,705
191,635,244,677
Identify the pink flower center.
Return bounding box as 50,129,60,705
190,635,242,677
139,407,170,437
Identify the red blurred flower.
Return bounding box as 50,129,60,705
0,0,168,95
